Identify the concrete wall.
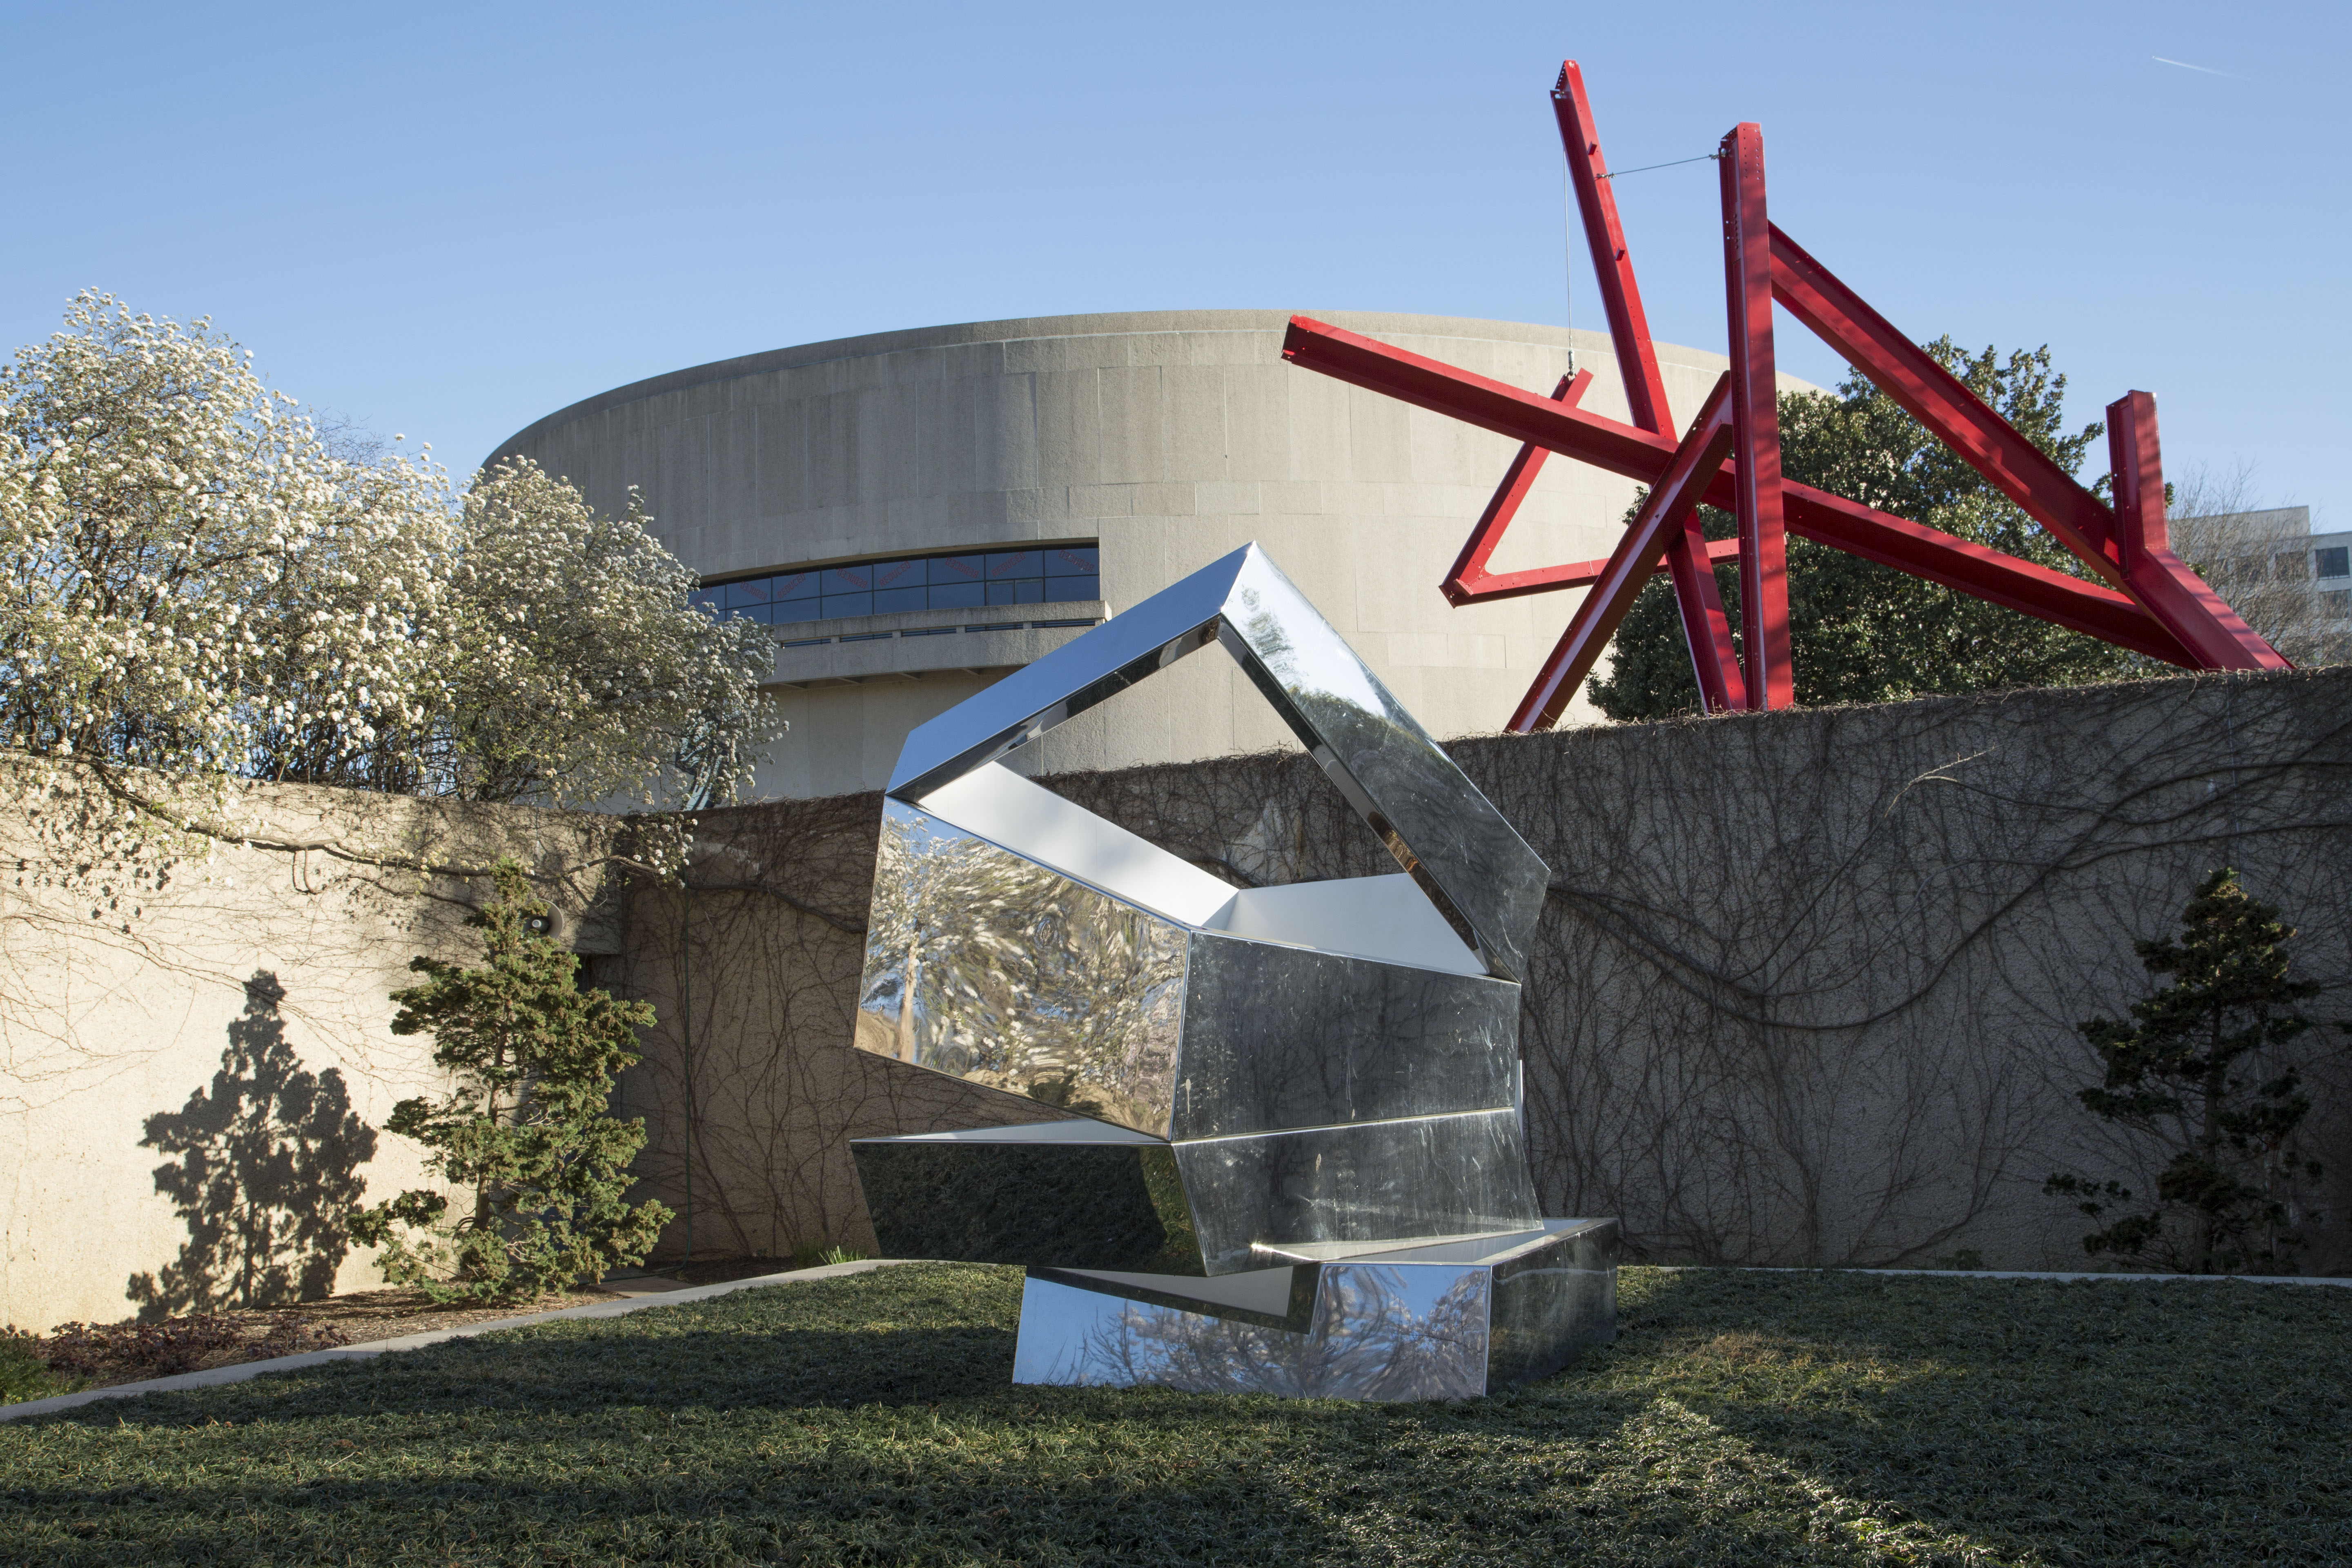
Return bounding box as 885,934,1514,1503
603,667,2352,1274
20,667,2341,1329
0,768,625,1332
491,310,1819,796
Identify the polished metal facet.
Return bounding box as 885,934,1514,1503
852,1123,1204,1276
1012,1266,1493,1401
858,801,1187,1136
1008,1219,1621,1400
884,544,1546,981
844,542,1613,1400
1171,936,1521,1140
1171,1109,1543,1274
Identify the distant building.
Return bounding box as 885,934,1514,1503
489,310,1820,798
2167,506,2348,666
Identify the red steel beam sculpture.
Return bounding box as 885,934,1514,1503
1719,122,1793,710
1442,372,1592,604
1279,61,2285,729
1280,317,2198,663
1447,64,1746,713
1510,375,1742,729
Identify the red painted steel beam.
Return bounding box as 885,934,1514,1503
1552,62,1675,434
1766,223,2122,582
1771,225,2286,668
1455,537,1741,601
1444,372,1589,605
1552,62,1741,708
1512,378,1744,730
1280,315,2200,664
1719,124,1792,709
2108,390,2168,575
2107,392,2290,670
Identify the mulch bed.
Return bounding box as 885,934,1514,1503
11,1284,624,1395
10,1256,829,1396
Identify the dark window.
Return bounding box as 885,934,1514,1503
722,602,771,625
988,577,1045,606
700,542,1098,623
2316,546,2350,579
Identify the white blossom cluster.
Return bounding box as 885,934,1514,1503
0,294,777,851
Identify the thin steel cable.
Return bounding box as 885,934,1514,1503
1599,151,1722,180
1563,163,1575,370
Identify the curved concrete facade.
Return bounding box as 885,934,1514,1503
492,310,1811,798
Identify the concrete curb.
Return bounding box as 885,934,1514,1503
0,1258,909,1423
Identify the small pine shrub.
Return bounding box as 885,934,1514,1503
2047,868,2344,1273
0,1328,73,1405
350,860,673,1302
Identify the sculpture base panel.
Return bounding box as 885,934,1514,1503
1011,1218,1617,1401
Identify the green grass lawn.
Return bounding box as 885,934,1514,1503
3,1263,2348,1566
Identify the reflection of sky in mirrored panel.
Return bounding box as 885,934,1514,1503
1013,1266,1492,1399
1316,1263,1469,1332
1230,573,1394,719
1011,1278,1127,1383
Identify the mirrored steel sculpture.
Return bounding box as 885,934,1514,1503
849,543,1618,1399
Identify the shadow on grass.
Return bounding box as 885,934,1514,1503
1592,1267,2352,1562
11,1265,2352,1565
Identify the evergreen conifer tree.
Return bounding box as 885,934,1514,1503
1587,340,2131,718
350,860,672,1301
2045,869,2340,1273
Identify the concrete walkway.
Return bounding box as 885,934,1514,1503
0,1259,906,1423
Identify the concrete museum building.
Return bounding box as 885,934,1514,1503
490,310,1814,798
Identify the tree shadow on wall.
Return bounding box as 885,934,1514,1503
126,972,378,1319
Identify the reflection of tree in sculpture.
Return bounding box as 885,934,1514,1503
859,810,1183,1130
1061,1267,1489,1400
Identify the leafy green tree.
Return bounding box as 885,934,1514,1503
350,860,672,1301
1588,340,2135,719
2045,869,2342,1274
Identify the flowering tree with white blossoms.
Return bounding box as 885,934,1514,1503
0,294,449,809
437,458,775,815
0,293,777,854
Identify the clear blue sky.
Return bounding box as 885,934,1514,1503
7,1,2340,526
